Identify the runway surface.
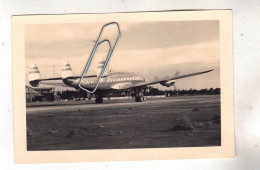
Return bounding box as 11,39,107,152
26,95,221,150
27,95,218,113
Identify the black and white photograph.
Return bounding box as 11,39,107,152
25,20,220,151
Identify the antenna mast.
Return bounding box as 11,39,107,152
53,63,55,93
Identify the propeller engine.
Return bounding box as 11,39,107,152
160,70,180,88
160,80,176,87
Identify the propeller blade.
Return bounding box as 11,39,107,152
173,84,177,91
175,70,180,76
154,76,159,81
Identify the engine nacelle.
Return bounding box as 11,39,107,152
29,80,40,87
160,80,175,87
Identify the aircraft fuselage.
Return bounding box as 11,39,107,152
63,72,145,91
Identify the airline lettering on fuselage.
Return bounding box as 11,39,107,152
81,75,144,85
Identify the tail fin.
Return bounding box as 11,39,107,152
61,61,73,79
96,58,109,77
28,64,41,87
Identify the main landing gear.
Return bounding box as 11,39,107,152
133,90,146,102
95,97,103,103
135,96,146,102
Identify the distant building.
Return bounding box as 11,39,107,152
33,87,55,101
26,86,55,102
25,86,43,102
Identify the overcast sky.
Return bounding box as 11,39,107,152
25,20,220,90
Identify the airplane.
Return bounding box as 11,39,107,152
28,59,214,103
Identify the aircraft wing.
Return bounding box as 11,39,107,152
30,75,100,88
111,69,214,90
36,75,100,81
39,80,72,87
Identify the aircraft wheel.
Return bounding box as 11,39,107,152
135,96,145,102
95,97,103,103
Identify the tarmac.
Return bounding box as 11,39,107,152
26,95,221,150
26,95,218,113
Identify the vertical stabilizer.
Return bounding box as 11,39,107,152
96,58,109,77
28,64,41,87
61,61,73,79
